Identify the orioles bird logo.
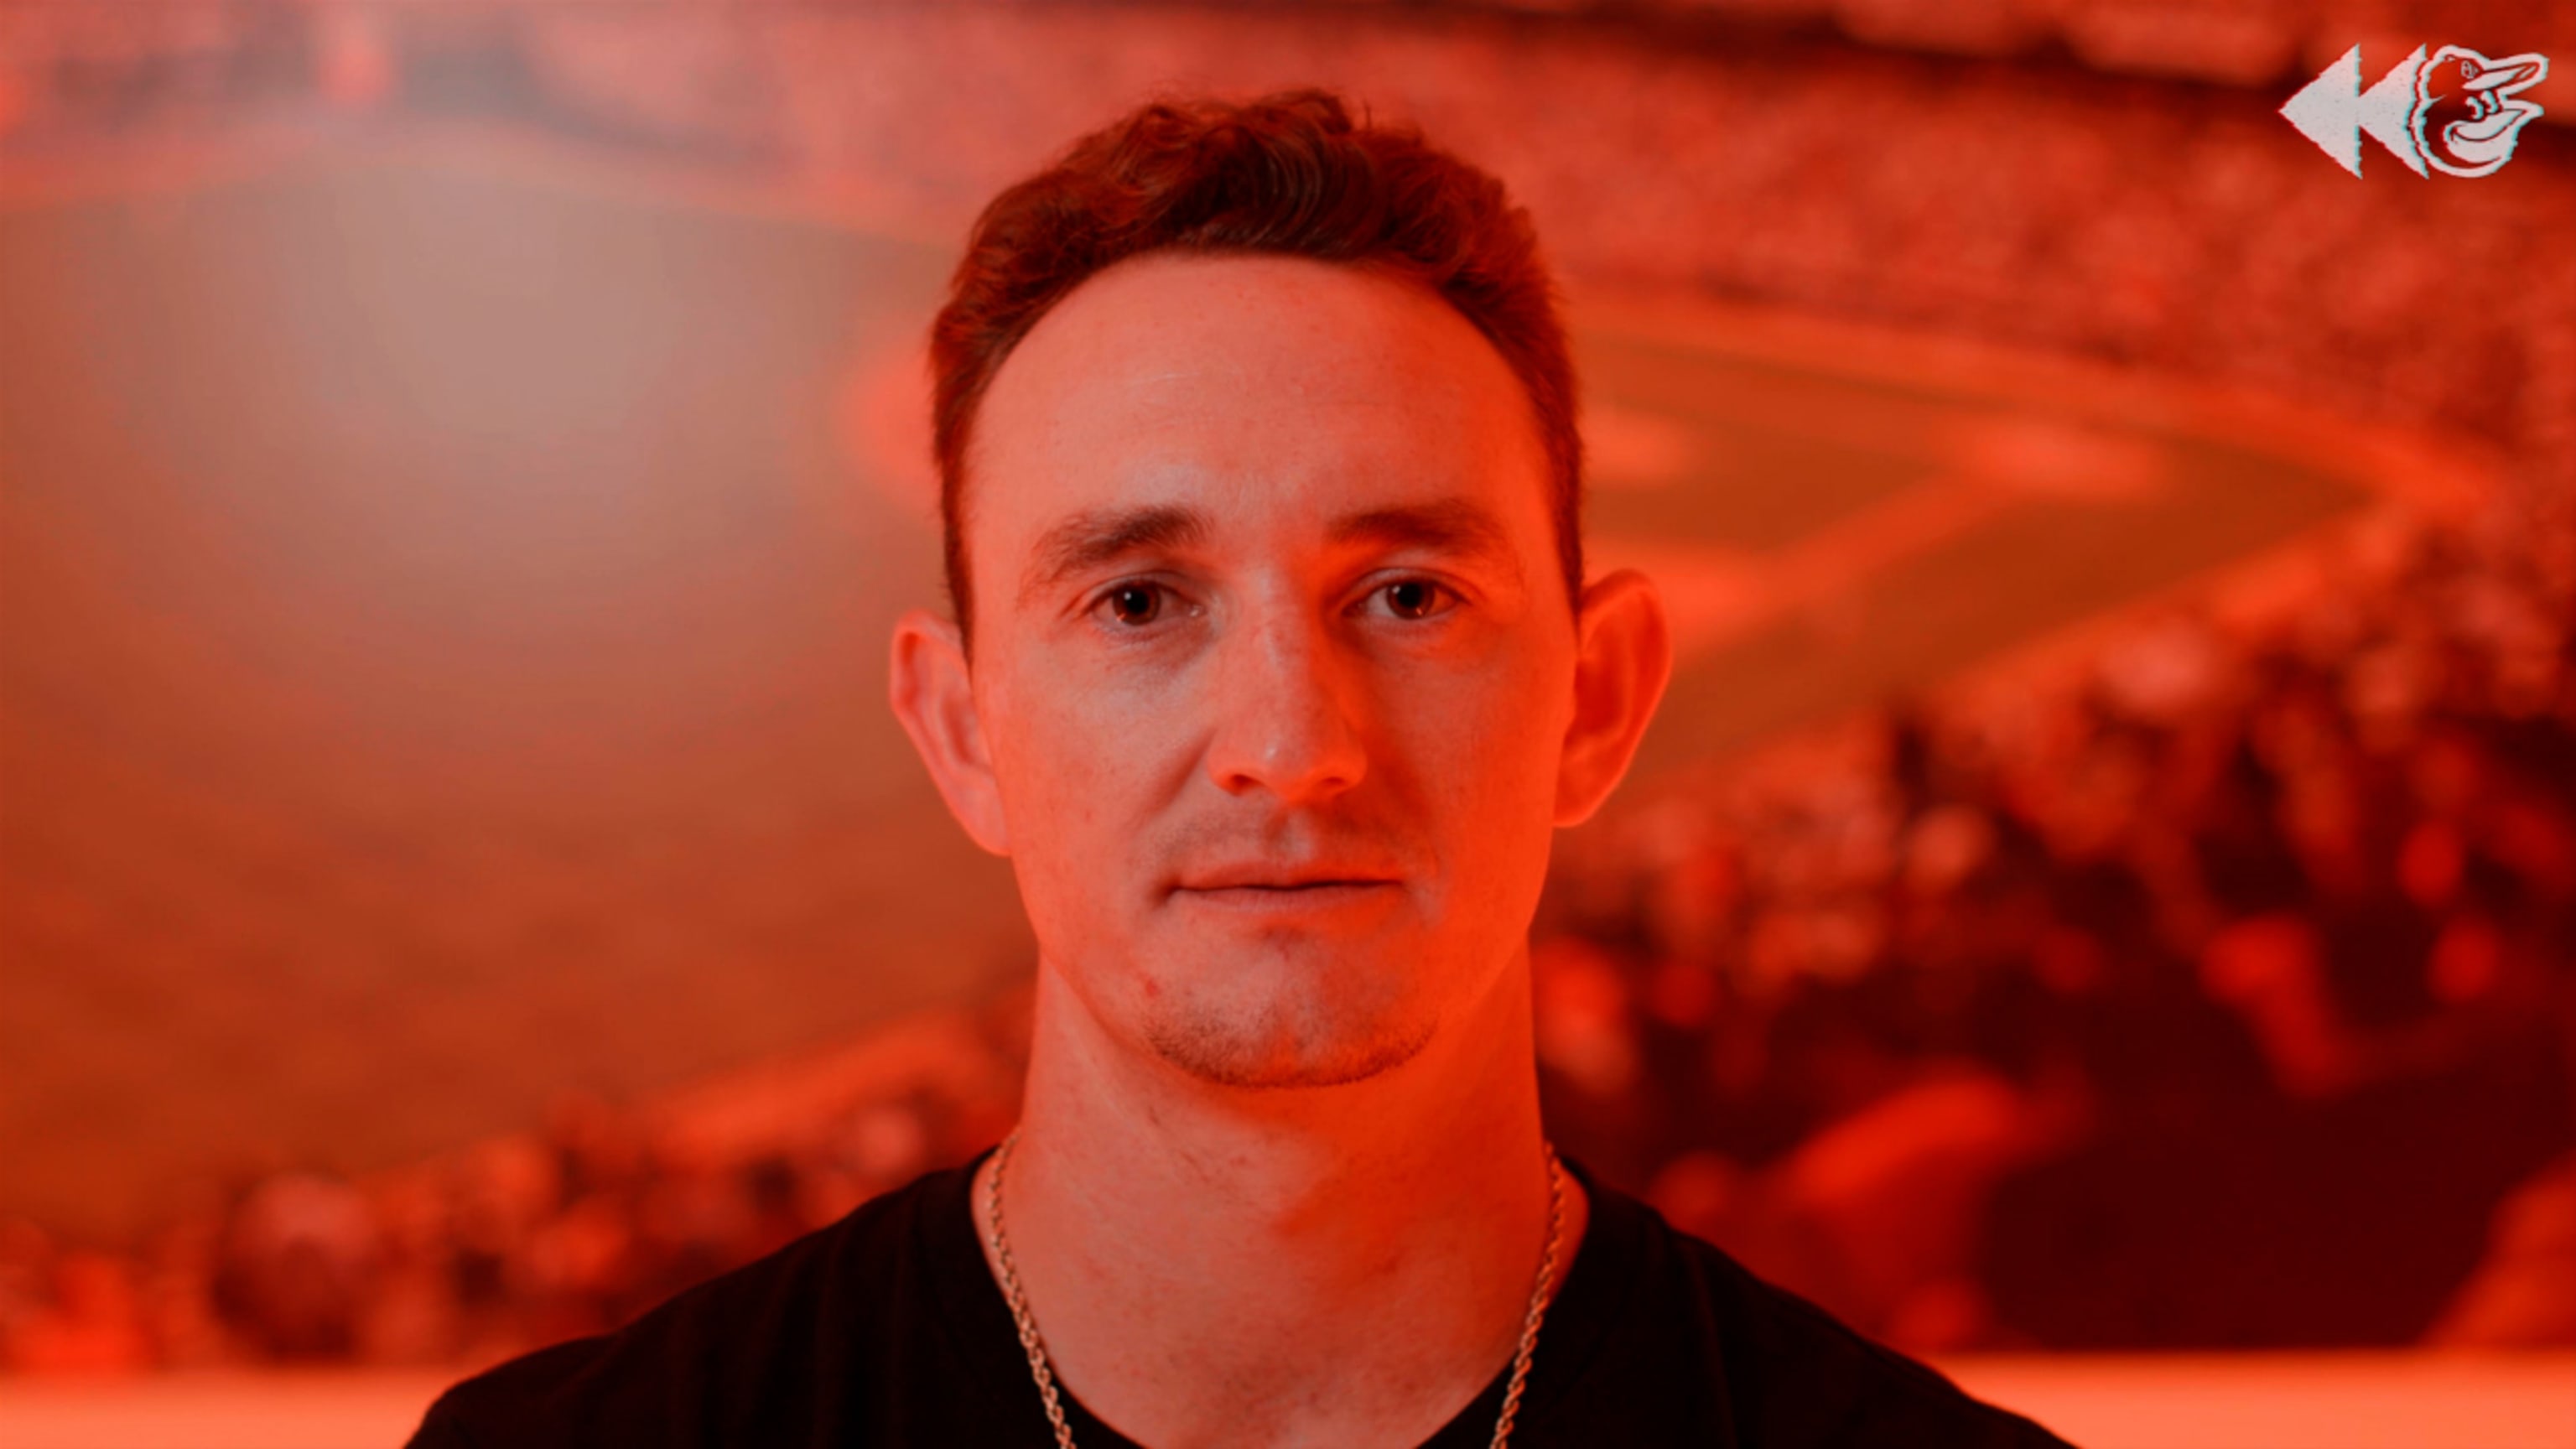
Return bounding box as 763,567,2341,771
2412,46,2550,178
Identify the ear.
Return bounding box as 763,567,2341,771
888,609,1011,855
1554,569,1672,828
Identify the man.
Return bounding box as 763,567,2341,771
412,90,2070,1448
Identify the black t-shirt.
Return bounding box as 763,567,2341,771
409,1153,2072,1447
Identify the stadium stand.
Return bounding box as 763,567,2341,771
3,0,2570,1370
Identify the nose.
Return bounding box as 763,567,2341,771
1202,603,1368,805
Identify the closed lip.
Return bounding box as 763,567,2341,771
1171,866,1404,893
1173,879,1402,911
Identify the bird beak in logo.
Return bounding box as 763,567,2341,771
2412,47,2550,177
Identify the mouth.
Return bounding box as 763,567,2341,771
1174,882,1402,917
1169,870,1405,911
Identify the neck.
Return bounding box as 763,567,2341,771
976,945,1587,1449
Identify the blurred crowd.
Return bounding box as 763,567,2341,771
0,1010,1031,1374
1542,502,2576,1352
4,506,2569,1374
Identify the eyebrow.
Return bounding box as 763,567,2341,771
1327,497,1519,569
1015,495,1526,608
1019,503,1211,606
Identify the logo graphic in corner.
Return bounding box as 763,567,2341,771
2283,45,2549,177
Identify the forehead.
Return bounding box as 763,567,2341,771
963,252,1551,574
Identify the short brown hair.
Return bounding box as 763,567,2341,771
928,89,1583,647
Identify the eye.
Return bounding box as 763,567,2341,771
1377,579,1453,621
1093,582,1168,628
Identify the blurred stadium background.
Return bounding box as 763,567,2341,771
2,1,2573,1443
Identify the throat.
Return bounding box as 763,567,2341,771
972,1124,1587,1449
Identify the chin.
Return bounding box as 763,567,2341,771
1140,985,1439,1090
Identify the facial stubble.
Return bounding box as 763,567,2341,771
1138,937,1443,1090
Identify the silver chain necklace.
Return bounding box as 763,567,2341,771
984,1128,1566,1449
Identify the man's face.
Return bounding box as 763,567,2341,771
953,252,1581,1089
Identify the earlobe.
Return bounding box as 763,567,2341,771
888,610,1013,855
1554,569,1673,828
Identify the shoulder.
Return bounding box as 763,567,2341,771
1602,1185,2074,1448
406,1165,964,1449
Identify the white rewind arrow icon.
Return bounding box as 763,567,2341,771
2282,44,2431,176
2284,44,2552,177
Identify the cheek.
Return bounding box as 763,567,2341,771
1389,647,1570,859
984,655,1187,899
991,677,1104,849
